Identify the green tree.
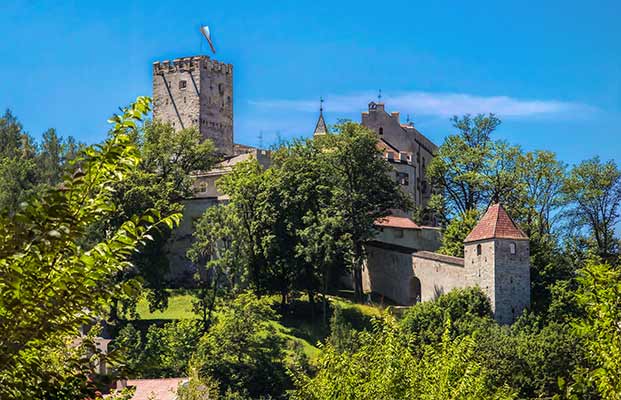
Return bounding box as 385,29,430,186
106,121,217,314
188,203,245,331
427,114,500,220
400,287,493,348
573,262,621,398
37,127,82,186
562,157,621,262
191,292,290,398
0,97,181,399
294,316,515,400
437,209,479,257
0,109,38,214
316,122,410,301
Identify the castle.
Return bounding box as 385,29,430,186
152,54,531,324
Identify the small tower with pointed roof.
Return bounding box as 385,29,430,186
313,98,329,136
464,203,530,324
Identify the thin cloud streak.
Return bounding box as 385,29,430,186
249,91,596,118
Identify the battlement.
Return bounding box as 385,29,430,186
153,56,233,75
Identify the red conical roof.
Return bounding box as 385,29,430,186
464,203,528,243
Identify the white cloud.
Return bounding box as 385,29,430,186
249,91,595,118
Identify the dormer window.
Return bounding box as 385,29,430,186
476,244,482,256
509,242,516,255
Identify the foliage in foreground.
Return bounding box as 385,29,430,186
572,262,621,399
0,97,180,399
293,316,515,400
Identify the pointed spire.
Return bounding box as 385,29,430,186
313,97,329,136
464,203,528,243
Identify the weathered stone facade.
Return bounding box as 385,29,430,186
153,56,234,155
361,102,436,209
363,204,531,324
464,238,530,325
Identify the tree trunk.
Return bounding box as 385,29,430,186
352,242,365,302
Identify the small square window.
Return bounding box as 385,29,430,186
179,80,187,89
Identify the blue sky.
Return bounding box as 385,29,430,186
1,0,619,166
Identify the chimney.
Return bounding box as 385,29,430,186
391,112,400,122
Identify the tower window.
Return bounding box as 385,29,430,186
179,80,187,89
379,127,384,135
509,242,516,255
476,244,482,256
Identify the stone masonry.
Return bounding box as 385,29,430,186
153,56,234,155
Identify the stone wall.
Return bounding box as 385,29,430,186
166,197,220,283
153,56,233,155
363,244,414,305
412,253,467,303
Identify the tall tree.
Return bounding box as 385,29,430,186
562,157,621,261
316,122,409,301
427,113,501,220
0,110,38,214
106,121,217,313
188,203,246,331
36,128,82,186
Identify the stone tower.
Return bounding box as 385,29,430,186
152,56,233,155
463,203,531,324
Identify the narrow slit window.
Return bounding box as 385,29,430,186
509,242,516,255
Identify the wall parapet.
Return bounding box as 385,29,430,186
413,251,465,267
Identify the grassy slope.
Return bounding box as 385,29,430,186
132,291,384,360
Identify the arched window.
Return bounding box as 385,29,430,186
379,127,384,135
476,244,482,256
509,242,516,255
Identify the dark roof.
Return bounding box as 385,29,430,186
464,203,528,243
313,111,329,135
366,240,417,254
413,251,465,266
377,137,401,153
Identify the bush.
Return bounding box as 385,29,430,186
112,319,201,378
191,292,291,398
400,287,493,347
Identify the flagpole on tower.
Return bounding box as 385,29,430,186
200,25,217,54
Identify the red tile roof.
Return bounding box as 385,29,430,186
125,378,186,400
375,215,421,230
464,203,528,243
